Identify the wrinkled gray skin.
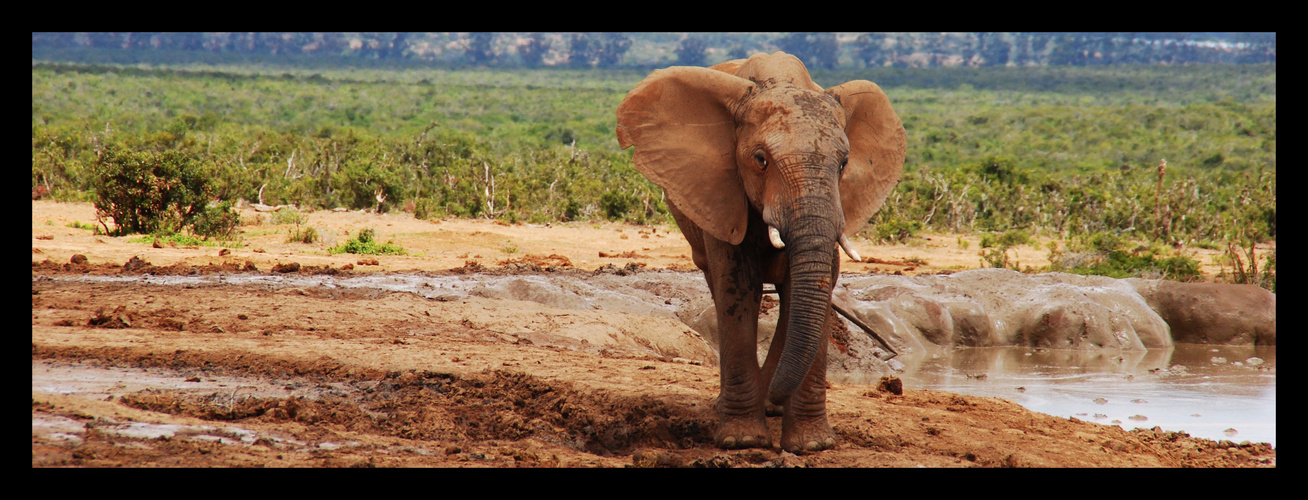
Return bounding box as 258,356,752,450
617,52,905,452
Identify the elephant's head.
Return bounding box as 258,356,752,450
617,52,906,404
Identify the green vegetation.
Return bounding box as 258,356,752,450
88,145,240,238
287,226,319,244
31,60,1275,288
329,228,406,256
128,233,233,248
979,229,1031,270
268,207,319,244
66,220,100,233
1047,231,1202,282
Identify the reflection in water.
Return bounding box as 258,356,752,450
843,345,1276,447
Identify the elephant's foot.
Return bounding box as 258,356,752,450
779,389,835,452
714,395,771,449
779,412,836,453
715,414,771,449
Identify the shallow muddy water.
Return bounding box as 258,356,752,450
884,345,1276,446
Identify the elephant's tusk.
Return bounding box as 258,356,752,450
839,235,862,262
768,226,785,249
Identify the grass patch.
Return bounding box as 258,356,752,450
128,232,242,248
66,220,101,233
286,226,319,244
328,228,406,255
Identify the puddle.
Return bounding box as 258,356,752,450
31,360,361,450
883,344,1276,446
31,360,354,401
31,411,307,448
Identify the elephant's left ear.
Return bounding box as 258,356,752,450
826,81,907,237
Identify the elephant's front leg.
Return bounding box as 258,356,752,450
760,285,838,453
780,306,837,452
703,237,770,449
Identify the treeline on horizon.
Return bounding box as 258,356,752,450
32,32,1277,70
31,54,1275,289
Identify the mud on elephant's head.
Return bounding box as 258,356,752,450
616,51,906,254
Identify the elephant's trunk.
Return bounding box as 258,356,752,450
767,195,841,406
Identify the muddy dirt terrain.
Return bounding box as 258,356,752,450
32,201,1275,467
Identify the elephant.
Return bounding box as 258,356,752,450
616,51,906,452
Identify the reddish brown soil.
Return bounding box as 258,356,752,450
31,201,1274,467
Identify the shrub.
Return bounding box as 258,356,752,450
287,226,319,244
872,215,922,243
92,146,237,237
190,200,241,239
600,190,637,220
329,228,406,255
270,206,307,225
1050,232,1201,281
413,198,442,220
980,229,1029,270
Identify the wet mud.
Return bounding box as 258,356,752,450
32,263,1275,467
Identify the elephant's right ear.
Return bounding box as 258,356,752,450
617,67,756,245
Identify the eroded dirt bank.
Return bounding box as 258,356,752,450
32,277,1274,467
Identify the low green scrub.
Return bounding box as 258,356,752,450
979,229,1031,270
66,220,101,233
128,233,229,248
286,226,319,244
269,207,308,225
328,228,405,255
1047,231,1202,281
1218,239,1276,292
31,62,1275,289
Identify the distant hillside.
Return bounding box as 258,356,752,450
32,32,1276,70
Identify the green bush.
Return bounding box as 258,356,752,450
329,228,406,255
270,206,307,225
872,215,922,243
91,145,237,237
413,198,442,220
190,200,242,239
600,190,637,220
980,229,1030,270
1051,232,1202,281
286,226,319,244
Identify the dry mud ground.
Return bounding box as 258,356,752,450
32,201,1275,467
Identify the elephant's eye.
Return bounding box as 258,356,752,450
839,158,848,173
753,150,768,170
